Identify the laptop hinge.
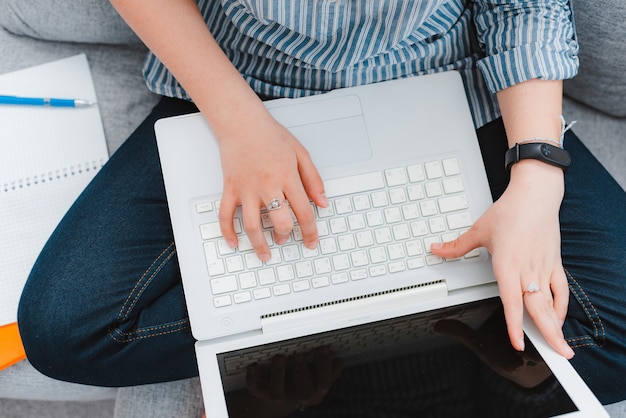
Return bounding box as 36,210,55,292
261,280,448,334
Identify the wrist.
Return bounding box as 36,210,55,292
505,142,571,172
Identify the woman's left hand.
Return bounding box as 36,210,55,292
432,160,574,359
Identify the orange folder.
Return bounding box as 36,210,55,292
0,322,26,370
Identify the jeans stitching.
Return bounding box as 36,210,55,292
117,242,177,321
564,267,606,348
108,318,190,343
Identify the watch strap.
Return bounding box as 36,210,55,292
505,142,571,172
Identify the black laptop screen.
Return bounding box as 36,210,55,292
217,297,578,418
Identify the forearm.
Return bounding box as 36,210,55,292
497,79,566,195
497,79,564,148
109,0,266,133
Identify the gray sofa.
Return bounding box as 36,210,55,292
0,0,624,417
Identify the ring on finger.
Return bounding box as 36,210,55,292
522,281,541,296
267,198,288,211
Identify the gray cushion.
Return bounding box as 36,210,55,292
0,0,140,45
564,0,626,117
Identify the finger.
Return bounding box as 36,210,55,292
524,290,574,359
297,148,328,208
265,196,294,245
241,200,271,262
430,226,482,259
217,192,239,249
284,185,319,250
495,267,526,352
551,267,569,325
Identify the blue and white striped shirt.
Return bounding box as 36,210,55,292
143,0,578,128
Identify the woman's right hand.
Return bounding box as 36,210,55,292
214,106,328,261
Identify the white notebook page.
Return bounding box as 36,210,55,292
0,54,108,325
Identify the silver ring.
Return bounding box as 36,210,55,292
524,282,540,295
267,198,287,211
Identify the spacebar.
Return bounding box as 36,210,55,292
324,171,385,198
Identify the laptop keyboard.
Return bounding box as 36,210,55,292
197,156,480,309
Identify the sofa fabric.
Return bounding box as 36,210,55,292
563,0,626,117
0,0,140,45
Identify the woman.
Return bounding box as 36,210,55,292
18,0,626,406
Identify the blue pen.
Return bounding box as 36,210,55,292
0,95,95,107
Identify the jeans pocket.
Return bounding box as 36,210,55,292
563,268,606,348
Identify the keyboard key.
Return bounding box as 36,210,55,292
369,247,387,263
330,273,348,284
443,177,464,194
258,268,276,285
425,160,443,179
293,280,311,292
369,265,387,277
348,213,366,230
295,261,314,278
407,184,425,201
338,234,356,251
438,195,469,213
214,295,232,308
384,167,408,186
196,201,213,213
253,288,271,300
282,244,301,262
234,291,252,304
401,203,420,220
353,194,371,211
324,171,385,198
442,158,461,176
351,250,369,267
200,222,222,240
374,227,392,244
388,261,406,273
277,265,295,281
273,284,291,296
210,276,238,295
319,237,338,254
371,191,389,208
204,242,225,276
329,217,348,233
447,212,473,230
425,181,443,198
350,269,368,280
407,164,425,182
239,272,257,289
312,276,330,288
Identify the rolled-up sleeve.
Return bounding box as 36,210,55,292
472,0,579,93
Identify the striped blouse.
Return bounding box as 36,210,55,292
143,0,578,128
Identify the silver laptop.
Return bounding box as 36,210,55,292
155,72,607,417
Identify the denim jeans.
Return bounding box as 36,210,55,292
18,97,626,404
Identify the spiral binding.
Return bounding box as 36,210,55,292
1,159,106,193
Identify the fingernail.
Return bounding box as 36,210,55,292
517,337,525,352
430,242,443,251
259,252,271,262
305,240,319,250
226,240,237,250
275,237,288,245
563,342,575,358
318,193,329,207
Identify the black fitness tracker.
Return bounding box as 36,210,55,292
504,142,571,172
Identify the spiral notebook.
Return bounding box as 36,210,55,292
0,54,108,330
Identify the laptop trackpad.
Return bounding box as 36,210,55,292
270,95,373,169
